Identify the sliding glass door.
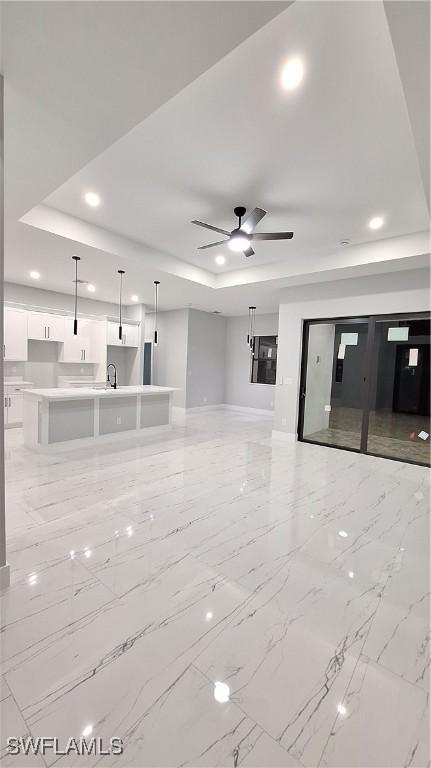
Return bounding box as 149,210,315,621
301,319,368,451
367,317,430,465
299,313,430,466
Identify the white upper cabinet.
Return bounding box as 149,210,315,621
61,317,91,363
107,321,139,347
28,312,65,342
4,308,28,361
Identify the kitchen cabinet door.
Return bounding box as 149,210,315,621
7,394,24,424
62,318,90,362
121,323,139,347
4,308,28,361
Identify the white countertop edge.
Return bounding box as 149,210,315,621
23,385,177,401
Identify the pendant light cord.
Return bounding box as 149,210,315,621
154,281,160,345
72,256,80,335
118,270,125,340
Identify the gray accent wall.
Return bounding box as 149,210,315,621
151,309,189,408
48,399,94,443
99,396,137,434
186,309,226,408
149,308,279,412
224,314,278,411
140,394,169,427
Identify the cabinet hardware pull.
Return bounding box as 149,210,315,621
4,397,7,408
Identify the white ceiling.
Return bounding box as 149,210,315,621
3,0,430,314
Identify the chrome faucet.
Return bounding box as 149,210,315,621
107,363,117,389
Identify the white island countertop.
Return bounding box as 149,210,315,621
24,385,176,401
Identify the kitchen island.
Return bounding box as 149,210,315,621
23,385,176,450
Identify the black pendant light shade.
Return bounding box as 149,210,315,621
118,269,125,340
249,306,256,352
154,280,160,345
72,256,80,335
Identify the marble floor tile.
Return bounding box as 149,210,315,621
363,517,430,691
193,593,367,767
2,413,430,768
1,683,45,766
319,655,429,768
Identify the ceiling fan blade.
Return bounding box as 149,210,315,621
198,239,229,250
192,220,230,236
240,207,267,233
243,246,255,257
251,231,294,240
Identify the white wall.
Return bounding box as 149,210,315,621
274,268,431,436
186,309,226,408
4,282,125,318
224,313,278,411
152,309,188,408
302,324,335,436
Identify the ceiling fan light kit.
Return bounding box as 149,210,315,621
192,206,294,258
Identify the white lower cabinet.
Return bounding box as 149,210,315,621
4,308,28,361
4,382,33,427
7,394,23,424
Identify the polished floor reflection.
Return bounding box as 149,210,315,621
307,406,430,465
1,411,429,766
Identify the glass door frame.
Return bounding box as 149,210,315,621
297,311,430,467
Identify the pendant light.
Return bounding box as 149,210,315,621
118,269,125,340
247,307,252,346
72,256,80,335
154,280,160,345
249,306,256,352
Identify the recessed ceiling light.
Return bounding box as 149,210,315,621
29,270,40,280
84,192,101,208
81,725,93,738
281,57,304,90
130,294,139,302
338,530,348,538
340,240,351,247
368,216,384,230
215,254,226,265
87,284,96,293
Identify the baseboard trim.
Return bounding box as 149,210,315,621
185,404,225,412
272,429,297,442
223,404,274,416
174,404,274,416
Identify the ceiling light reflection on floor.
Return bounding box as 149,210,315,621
214,681,230,703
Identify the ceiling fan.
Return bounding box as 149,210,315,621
191,206,294,257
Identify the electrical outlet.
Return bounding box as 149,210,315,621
282,417,287,426
116,416,122,425
203,396,207,404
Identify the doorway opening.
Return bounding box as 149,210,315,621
298,313,430,466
